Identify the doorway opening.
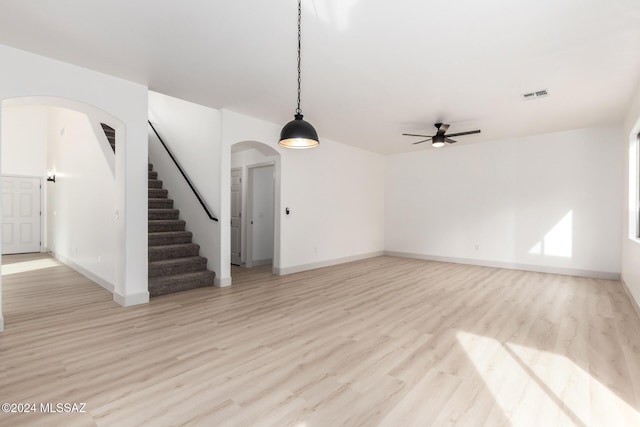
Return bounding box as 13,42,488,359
230,141,280,277
1,97,122,303
245,162,275,268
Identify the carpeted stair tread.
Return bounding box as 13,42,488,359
148,179,163,188
149,256,208,277
148,209,180,220
148,231,193,245
149,198,174,209
148,219,186,232
101,123,116,153
148,171,158,179
148,163,153,171
149,188,168,198
102,127,115,137
148,270,215,297
148,242,200,261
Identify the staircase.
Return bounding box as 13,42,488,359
148,163,216,297
101,123,116,152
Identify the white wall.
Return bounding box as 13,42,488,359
1,106,49,251
47,107,117,289
621,81,640,310
0,44,149,332
148,91,222,281
231,148,277,168
1,106,48,176
385,126,623,278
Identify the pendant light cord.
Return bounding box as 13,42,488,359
296,0,302,115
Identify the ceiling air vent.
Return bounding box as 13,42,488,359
522,89,549,100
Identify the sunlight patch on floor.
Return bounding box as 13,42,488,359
456,331,640,426
1,257,61,276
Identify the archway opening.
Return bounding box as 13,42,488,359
229,141,281,279
1,96,124,329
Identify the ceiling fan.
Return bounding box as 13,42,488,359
403,123,481,148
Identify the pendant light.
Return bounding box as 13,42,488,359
279,0,319,149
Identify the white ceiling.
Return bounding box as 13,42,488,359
1,0,639,154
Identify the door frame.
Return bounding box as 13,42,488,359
245,161,276,269
230,167,243,265
1,174,44,254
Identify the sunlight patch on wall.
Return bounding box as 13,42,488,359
310,0,359,31
628,135,639,238
456,331,640,426
528,210,573,258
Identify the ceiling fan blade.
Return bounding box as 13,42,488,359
445,130,481,138
402,133,431,138
412,138,432,145
435,123,450,135
445,138,457,143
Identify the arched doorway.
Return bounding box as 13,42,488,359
229,141,281,276
1,96,127,325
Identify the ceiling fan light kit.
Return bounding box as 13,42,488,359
279,0,319,149
431,135,446,148
403,123,481,148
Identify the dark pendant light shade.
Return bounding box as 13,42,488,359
279,0,319,149
279,113,319,149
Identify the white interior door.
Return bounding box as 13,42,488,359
230,167,242,265
2,176,41,254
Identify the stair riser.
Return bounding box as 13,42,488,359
149,245,199,261
148,234,193,246
149,199,174,209
148,171,158,179
149,272,215,297
149,259,207,277
148,210,179,220
148,189,168,199
148,164,153,171
148,180,163,188
148,221,185,232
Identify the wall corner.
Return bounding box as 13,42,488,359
113,291,149,307
214,276,232,288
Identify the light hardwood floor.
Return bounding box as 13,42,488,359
1,253,640,426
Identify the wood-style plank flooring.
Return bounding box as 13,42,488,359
1,253,640,426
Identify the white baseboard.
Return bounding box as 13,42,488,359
51,252,115,292
215,276,232,287
384,251,621,281
275,251,384,275
621,280,640,321
113,291,149,307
